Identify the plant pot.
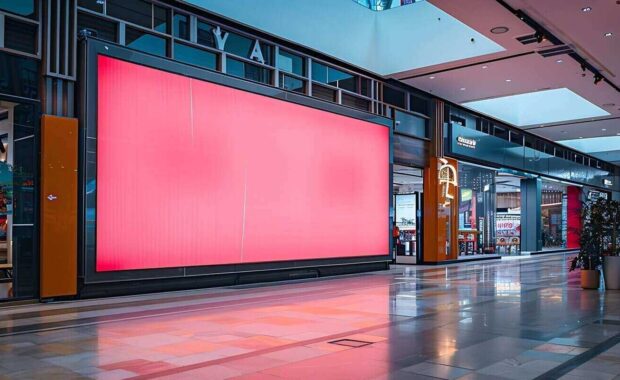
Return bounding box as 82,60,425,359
581,269,600,289
603,256,620,290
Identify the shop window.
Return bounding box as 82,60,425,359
311,61,358,93
173,12,189,40
574,154,584,165
509,131,523,145
77,0,103,13
197,21,215,47
174,42,217,71
279,74,305,93
4,18,38,55
311,84,336,102
0,0,37,19
383,86,405,109
277,50,304,76
451,115,466,127
225,32,273,66
410,94,430,116
125,27,167,57
341,93,370,112
395,110,427,138
554,148,565,159
226,57,272,84
360,77,371,97
78,12,117,42
153,5,169,34
107,0,152,29
541,182,567,249
0,52,39,99
493,125,509,141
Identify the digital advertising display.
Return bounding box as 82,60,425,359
95,55,389,271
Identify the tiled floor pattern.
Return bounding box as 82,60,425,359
0,254,619,379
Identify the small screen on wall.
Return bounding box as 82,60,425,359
95,55,389,271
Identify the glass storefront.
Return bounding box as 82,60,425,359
0,99,37,300
457,163,496,256
393,165,423,264
541,181,567,250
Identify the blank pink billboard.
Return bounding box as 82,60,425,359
96,55,389,271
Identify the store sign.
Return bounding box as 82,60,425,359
588,190,608,201
603,179,613,186
438,158,458,206
212,26,265,64
456,136,477,149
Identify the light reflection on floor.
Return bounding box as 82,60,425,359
0,254,619,379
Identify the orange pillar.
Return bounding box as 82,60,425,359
423,157,459,263
40,115,78,299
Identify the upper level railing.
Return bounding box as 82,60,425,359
353,0,424,11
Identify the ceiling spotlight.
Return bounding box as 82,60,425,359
482,65,488,69
460,87,466,91
505,79,512,82
594,74,603,85
490,26,510,34
602,128,607,131
579,136,584,139
535,31,545,43
429,76,435,79
605,32,613,37
581,6,592,12
556,59,563,63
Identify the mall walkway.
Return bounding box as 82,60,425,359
1,254,620,379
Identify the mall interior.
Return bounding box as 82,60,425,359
0,0,620,379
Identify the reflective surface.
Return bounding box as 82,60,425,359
1,254,620,379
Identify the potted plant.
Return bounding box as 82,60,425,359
570,199,604,289
602,199,620,290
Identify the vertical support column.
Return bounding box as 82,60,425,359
566,186,581,249
520,178,542,253
40,115,78,299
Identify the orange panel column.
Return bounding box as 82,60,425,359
40,115,78,299
423,157,459,263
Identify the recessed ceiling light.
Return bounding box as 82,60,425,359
429,76,435,79
579,136,583,139
605,32,613,37
460,87,466,91
505,79,512,82
582,6,592,12
482,65,488,69
556,59,563,63
490,26,510,34
602,128,607,131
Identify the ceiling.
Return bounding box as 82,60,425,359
394,0,620,164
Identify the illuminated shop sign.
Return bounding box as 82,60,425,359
438,158,458,207
603,179,613,186
213,26,266,64
456,136,477,149
588,190,608,201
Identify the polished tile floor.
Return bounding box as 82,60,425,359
1,254,620,379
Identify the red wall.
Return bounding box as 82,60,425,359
567,186,581,249
96,56,389,271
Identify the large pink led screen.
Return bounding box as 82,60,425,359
96,55,389,271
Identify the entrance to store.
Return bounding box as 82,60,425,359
0,99,37,301
392,164,423,264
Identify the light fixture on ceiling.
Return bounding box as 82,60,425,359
594,74,603,85
556,59,563,63
460,87,466,91
579,136,584,139
535,31,545,43
482,65,488,69
604,32,613,37
602,128,607,131
581,6,592,12
490,26,510,34
429,76,435,79
505,79,512,82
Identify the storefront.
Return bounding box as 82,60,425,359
443,104,616,258
0,52,40,301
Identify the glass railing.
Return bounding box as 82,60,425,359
353,0,424,11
